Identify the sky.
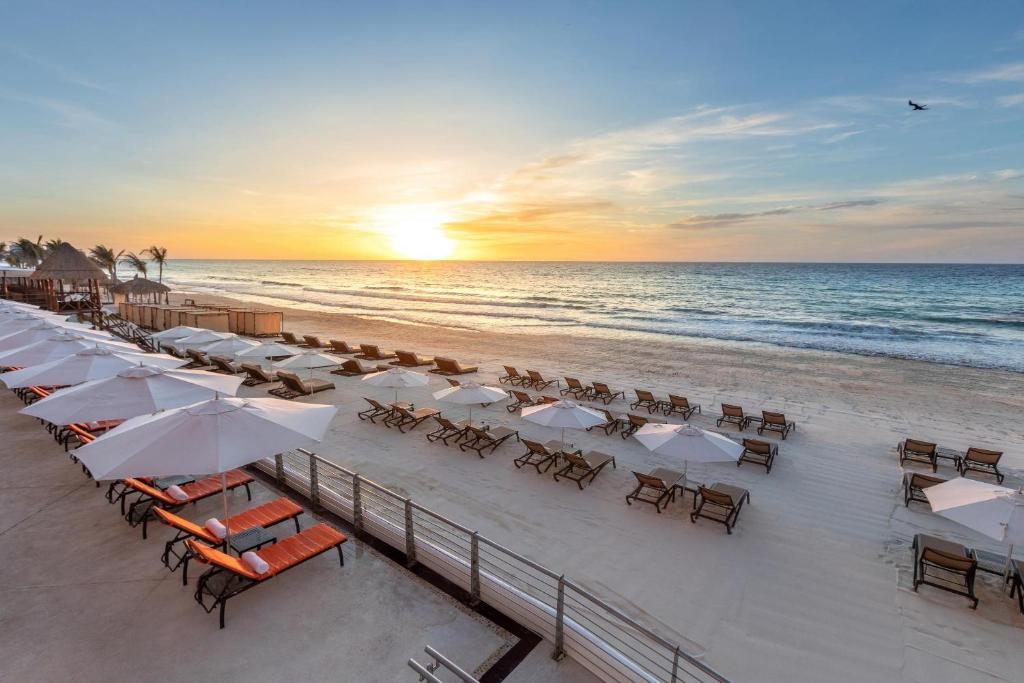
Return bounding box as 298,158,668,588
1,1,1023,262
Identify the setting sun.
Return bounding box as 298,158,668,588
377,205,456,260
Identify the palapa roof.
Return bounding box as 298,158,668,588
30,243,111,283
110,275,169,295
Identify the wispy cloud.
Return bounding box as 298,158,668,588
0,89,111,130
997,93,1024,107
669,198,885,230
1,45,111,93
947,62,1024,84
824,130,863,144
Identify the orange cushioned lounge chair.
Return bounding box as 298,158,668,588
123,470,254,538
187,522,348,628
391,350,435,367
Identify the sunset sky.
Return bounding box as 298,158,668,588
2,2,1023,262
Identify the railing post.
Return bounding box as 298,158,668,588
552,575,566,661
404,499,417,567
671,646,680,683
469,532,480,607
352,474,363,531
308,453,320,511
274,453,285,486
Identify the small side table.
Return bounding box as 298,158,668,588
227,526,277,555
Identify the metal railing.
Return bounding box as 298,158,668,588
255,449,729,683
408,646,480,682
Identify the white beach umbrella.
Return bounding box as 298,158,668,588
74,395,338,546
521,399,606,452
200,336,261,357
234,341,300,361
925,477,1024,576
275,350,344,378
0,333,141,367
635,423,744,476
0,347,186,389
20,365,243,424
150,325,206,341
432,382,507,424
173,330,234,349
361,367,429,402
0,321,118,351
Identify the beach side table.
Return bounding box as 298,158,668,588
227,526,277,555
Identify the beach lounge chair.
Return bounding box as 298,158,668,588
280,331,303,345
525,370,558,390
184,348,212,369
358,397,395,423
903,472,948,507
209,355,243,375
499,366,527,385
328,339,358,354
240,363,278,386
391,350,435,367
958,447,1005,483
737,438,778,473
154,497,304,584
302,335,329,350
331,359,385,376
621,413,664,439
460,425,520,457
514,439,575,474
663,394,700,420
630,390,663,414
690,483,750,534
716,404,750,431
385,405,441,433
587,408,623,435
188,522,347,628
431,357,479,375
561,377,593,400
426,416,471,445
591,382,624,405
1010,561,1024,614
553,451,616,489
268,370,335,400
757,411,796,439
911,533,978,608
122,470,255,538
625,468,686,512
506,389,542,413
160,343,186,359
356,344,397,360
898,438,938,473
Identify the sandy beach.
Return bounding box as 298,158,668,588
167,290,1024,682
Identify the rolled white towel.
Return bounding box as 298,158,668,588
166,485,189,501
242,551,269,575
204,518,227,539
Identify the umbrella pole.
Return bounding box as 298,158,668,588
1005,543,1014,584
221,471,231,552
468,405,473,426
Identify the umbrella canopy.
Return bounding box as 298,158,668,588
201,336,261,356
110,275,170,296
0,321,115,351
635,423,744,469
234,341,299,360
75,395,338,479
926,478,1024,545
20,365,243,424
150,325,206,341
521,399,606,451
361,366,429,402
0,347,187,389
173,330,234,348
276,350,345,370
0,333,140,367
432,382,507,423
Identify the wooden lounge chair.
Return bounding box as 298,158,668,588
757,411,796,439
958,447,1004,483
460,425,520,457
561,377,593,400
737,438,778,473
154,497,304,584
912,533,978,608
506,390,542,413
188,522,347,628
328,339,358,354
525,370,558,390
391,350,435,367
514,439,575,474
240,363,278,387
331,358,386,376
716,404,750,431
122,470,255,538
209,355,243,375
590,382,624,405
903,472,948,507
621,413,664,439
630,390,663,414
586,408,623,435
625,468,686,512
280,331,303,345
302,335,329,349
898,438,938,472
663,394,700,420
553,451,616,489
268,370,335,400
690,483,750,534
431,357,479,375
358,397,394,423
184,348,212,369
356,344,397,360
499,366,527,385
385,405,441,433
425,415,470,444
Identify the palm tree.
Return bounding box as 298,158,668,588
89,245,124,281
142,245,169,283
43,238,65,254
9,236,45,267
122,252,149,278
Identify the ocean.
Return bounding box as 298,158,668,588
157,261,1024,372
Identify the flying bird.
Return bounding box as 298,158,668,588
908,100,928,111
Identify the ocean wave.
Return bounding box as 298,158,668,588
261,280,303,288
301,286,591,310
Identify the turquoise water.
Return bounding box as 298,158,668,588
156,261,1024,372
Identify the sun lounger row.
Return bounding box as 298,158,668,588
282,332,480,374
624,467,751,533
898,438,1004,481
